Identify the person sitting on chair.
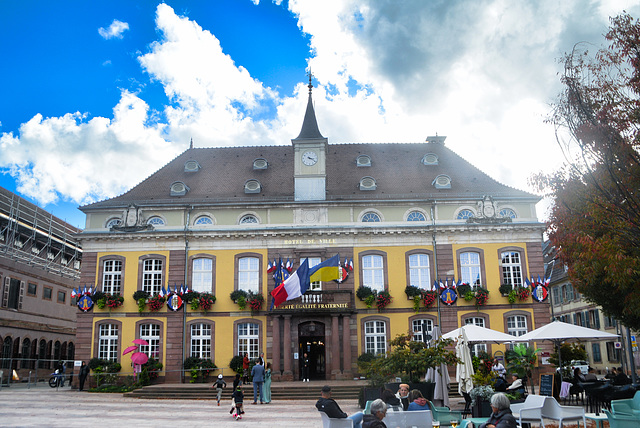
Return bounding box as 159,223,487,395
362,399,388,428
395,383,411,411
506,374,524,394
474,393,517,428
381,388,403,412
316,385,364,428
407,389,431,411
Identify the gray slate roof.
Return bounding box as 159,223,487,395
81,141,537,210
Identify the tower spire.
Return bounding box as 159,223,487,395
294,72,324,140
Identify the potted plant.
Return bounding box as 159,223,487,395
457,283,472,298
376,290,392,311
230,290,248,310
356,286,377,308
147,295,165,311
499,283,513,297
133,290,151,313
473,287,489,308
198,293,216,311
405,285,423,312
516,286,530,301
422,290,438,309
247,292,263,313
469,385,495,417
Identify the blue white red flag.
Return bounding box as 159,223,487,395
267,260,275,274
159,287,164,298
271,259,311,309
285,258,293,273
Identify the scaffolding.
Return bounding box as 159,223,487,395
0,188,82,279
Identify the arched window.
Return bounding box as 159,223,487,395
194,216,213,225
460,252,482,287
239,214,259,224
407,211,426,222
106,218,121,228
237,257,259,293
361,212,381,222
147,216,165,226
499,208,517,219
456,209,475,220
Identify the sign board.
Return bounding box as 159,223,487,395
74,360,82,367
293,353,299,360
615,342,622,349
539,374,554,397
632,335,637,350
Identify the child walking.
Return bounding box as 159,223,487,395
213,374,226,406
231,384,244,420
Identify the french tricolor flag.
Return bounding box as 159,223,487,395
270,258,311,309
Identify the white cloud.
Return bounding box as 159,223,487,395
98,19,130,40
3,0,640,220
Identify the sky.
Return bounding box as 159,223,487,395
1,0,639,229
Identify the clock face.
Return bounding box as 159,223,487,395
302,151,318,166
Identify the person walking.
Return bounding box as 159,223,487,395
263,362,272,403
231,384,245,420
78,361,90,391
251,359,265,404
302,352,310,382
213,374,227,406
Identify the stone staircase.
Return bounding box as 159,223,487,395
125,382,363,401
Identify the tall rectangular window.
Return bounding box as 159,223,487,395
102,260,122,294
507,315,528,337
411,319,433,343
460,252,482,287
364,320,386,355
139,324,160,358
552,286,561,305
501,251,522,287
8,278,21,309
362,255,384,292
606,342,620,362
409,254,431,289
238,257,259,293
192,258,213,293
98,324,119,360
190,323,211,359
465,317,488,356
238,322,259,359
143,259,163,294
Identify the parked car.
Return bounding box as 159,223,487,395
571,360,589,375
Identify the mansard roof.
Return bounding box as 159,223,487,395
81,141,537,210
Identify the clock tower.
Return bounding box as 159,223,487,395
292,77,328,201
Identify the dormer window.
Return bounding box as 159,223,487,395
421,153,438,165
499,208,517,219
360,176,377,191
361,212,381,222
456,209,475,220
239,214,259,224
170,181,189,196
244,179,262,194
253,158,268,170
356,155,371,167
184,160,201,172
106,218,122,229
432,174,451,189
194,215,214,225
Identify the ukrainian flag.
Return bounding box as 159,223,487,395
309,254,341,282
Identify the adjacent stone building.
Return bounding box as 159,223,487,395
0,186,81,380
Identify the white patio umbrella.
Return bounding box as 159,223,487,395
425,326,451,407
515,320,620,369
455,328,475,396
443,324,517,344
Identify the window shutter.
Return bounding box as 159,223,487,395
18,280,25,310
2,277,9,307
595,309,601,329
585,311,590,328
573,313,577,325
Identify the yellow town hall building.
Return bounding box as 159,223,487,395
74,83,549,382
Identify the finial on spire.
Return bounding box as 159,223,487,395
189,138,193,149
307,69,314,95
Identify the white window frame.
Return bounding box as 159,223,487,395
139,324,160,359
409,254,431,290
143,259,163,294
465,317,487,356
238,322,259,360
501,251,523,288
456,209,475,220
362,255,384,292
192,258,213,293
190,323,211,359
411,319,434,343
407,211,426,222
102,260,122,294
460,252,482,288
507,315,528,337
364,320,387,355
98,324,119,360
361,212,381,222
238,257,259,293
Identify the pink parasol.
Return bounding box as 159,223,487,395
123,345,139,355
132,339,149,346
131,352,149,365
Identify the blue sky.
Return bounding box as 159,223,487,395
1,1,639,229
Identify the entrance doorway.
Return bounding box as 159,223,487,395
298,321,326,380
